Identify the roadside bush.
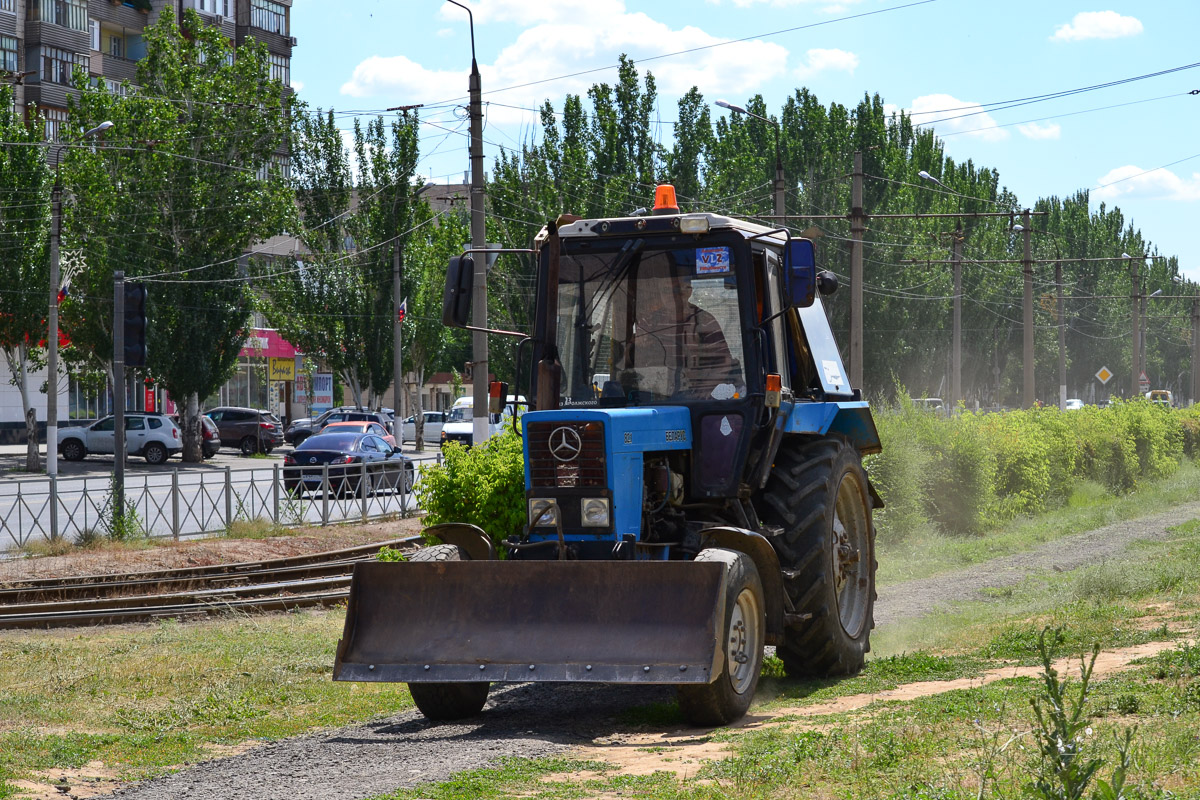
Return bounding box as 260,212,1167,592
414,426,525,554
871,398,1198,537
865,397,932,542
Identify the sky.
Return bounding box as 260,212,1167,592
289,0,1200,277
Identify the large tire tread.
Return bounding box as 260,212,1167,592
677,548,765,727
758,436,877,679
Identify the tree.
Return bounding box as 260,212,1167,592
0,85,51,471
258,108,419,411
64,7,294,460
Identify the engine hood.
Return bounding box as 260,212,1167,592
519,406,693,453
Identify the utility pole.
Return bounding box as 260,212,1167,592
1021,209,1034,409
392,241,404,438
1130,256,1140,397
113,271,126,529
849,150,864,391
47,174,61,477
1056,260,1066,410
950,230,962,411
773,130,785,219
1192,295,1200,406
465,11,489,446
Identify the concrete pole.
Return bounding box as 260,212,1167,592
392,241,404,435
1022,209,1034,409
468,56,489,446
47,173,61,477
1056,260,1066,410
1191,296,1200,406
1130,257,1140,397
951,231,962,412
849,150,864,391
773,125,785,219
113,271,126,528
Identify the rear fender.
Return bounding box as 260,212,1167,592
699,527,784,645
425,523,496,561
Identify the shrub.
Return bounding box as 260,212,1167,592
414,426,526,554
864,397,932,542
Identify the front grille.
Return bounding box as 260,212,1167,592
527,421,606,489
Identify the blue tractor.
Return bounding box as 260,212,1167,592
334,187,882,726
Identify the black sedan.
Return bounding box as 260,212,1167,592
282,432,414,496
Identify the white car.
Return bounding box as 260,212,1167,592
58,413,183,465
400,411,446,442
1064,398,1084,410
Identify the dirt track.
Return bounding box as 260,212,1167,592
64,501,1199,799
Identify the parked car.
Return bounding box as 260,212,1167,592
286,407,391,445
1064,398,1084,410
58,413,183,465
399,411,446,443
314,409,392,435
206,406,284,455
282,432,414,496
1146,389,1173,407
323,420,396,448
440,396,521,447
200,415,222,458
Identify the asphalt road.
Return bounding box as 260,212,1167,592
0,445,444,549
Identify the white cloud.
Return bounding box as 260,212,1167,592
291,79,305,93
341,3,790,123
907,94,1008,142
1092,165,1200,202
1052,11,1143,41
436,27,454,37
1017,121,1060,140
794,48,859,79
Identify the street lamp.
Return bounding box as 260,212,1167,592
47,120,114,478
715,99,784,218
917,169,947,189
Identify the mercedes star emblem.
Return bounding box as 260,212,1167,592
309,457,317,464
549,426,583,462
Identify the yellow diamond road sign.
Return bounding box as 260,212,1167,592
1095,366,1113,385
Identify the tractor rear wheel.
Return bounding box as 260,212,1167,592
406,544,491,721
758,436,876,678
676,548,765,726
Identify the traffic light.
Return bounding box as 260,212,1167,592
123,282,148,367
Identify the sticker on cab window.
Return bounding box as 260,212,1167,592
696,246,731,274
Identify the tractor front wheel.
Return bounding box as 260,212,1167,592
676,548,765,726
759,437,876,678
406,544,491,721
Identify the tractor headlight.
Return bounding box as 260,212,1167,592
580,497,611,527
528,498,558,527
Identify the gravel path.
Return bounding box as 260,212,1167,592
101,502,1200,800
875,501,1200,627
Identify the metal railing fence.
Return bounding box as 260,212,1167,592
1,461,426,550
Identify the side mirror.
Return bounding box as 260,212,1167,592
442,255,474,328
783,239,816,308
817,270,838,296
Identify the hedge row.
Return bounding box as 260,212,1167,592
866,397,1200,538
416,399,1200,550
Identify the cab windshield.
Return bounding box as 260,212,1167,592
556,239,746,406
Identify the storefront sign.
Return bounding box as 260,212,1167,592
312,373,333,414
294,374,308,403
269,357,296,381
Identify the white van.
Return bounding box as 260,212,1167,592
440,395,523,447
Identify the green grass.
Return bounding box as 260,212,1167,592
0,609,411,784
361,515,1200,799
877,460,1200,586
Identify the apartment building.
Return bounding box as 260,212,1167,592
0,0,293,138
0,0,296,441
